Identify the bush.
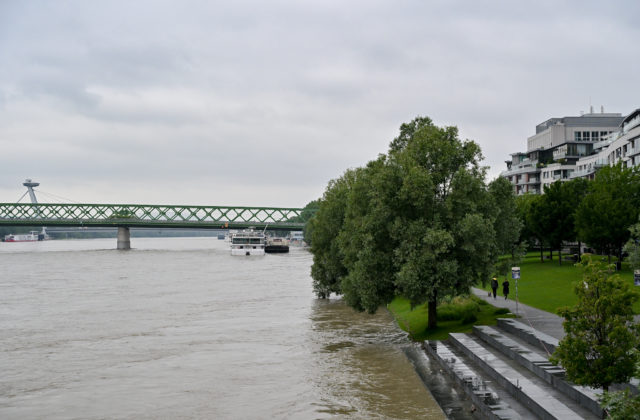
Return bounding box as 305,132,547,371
437,297,480,322
461,312,478,324
493,308,510,315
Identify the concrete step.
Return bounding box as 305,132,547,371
448,332,599,420
424,340,527,419
496,318,559,354
497,317,639,397
473,325,603,418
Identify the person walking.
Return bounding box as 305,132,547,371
502,279,510,300
491,278,498,299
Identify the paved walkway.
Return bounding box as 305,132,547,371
471,287,567,340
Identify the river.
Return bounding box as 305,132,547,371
0,237,470,419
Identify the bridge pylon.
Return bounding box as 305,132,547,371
117,227,131,250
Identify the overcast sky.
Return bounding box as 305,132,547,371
1,1,638,207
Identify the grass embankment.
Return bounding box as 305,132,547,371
389,252,640,341
477,252,640,314
388,295,514,341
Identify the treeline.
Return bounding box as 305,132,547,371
306,117,522,329
516,164,640,265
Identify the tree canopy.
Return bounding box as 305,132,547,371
550,255,640,391
576,164,640,262
310,116,518,328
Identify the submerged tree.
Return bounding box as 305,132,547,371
309,171,355,298
389,120,497,329
550,255,640,391
309,116,505,329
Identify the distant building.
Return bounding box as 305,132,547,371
569,108,640,181
500,106,640,194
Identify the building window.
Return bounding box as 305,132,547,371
600,131,608,138
575,132,582,141
583,131,591,141
592,131,599,141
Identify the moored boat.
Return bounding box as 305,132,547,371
265,236,289,253
230,230,266,256
4,231,40,242
288,231,305,246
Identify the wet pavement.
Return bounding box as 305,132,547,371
471,288,566,340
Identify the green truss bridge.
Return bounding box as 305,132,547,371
0,202,316,249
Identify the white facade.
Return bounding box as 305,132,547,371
569,108,640,181
501,109,630,195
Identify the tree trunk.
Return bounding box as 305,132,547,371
618,246,623,271
427,293,437,330
578,241,582,262
558,246,562,266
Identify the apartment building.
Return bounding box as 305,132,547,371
569,108,640,181
501,108,626,194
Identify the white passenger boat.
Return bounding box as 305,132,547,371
3,231,40,242
230,230,266,256
288,231,305,246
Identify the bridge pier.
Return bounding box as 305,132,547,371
117,227,131,250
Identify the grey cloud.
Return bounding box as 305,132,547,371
1,0,639,205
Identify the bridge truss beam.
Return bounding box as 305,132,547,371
0,203,313,231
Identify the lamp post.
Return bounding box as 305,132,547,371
512,267,520,315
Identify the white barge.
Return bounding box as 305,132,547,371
230,230,266,256
265,236,289,253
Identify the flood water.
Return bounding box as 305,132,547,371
0,237,464,419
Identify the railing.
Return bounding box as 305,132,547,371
0,203,315,230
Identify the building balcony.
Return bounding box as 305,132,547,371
569,168,596,179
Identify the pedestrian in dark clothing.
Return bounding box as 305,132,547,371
502,280,510,300
491,278,498,299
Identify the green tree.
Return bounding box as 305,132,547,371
599,389,640,420
576,164,640,264
539,181,566,263
309,171,355,298
310,116,500,329
489,176,522,257
516,194,544,260
527,194,552,262
538,178,589,265
295,199,319,245
489,176,524,279
623,217,640,271
336,158,398,313
560,178,589,259
550,255,640,391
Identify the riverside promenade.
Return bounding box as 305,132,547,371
470,287,566,340
471,286,640,337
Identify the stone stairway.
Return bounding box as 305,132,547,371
425,318,604,419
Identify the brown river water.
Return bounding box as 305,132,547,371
0,237,472,419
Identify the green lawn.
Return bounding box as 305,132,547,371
388,252,640,342
479,252,640,314
388,295,515,341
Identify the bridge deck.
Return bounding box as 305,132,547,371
0,203,314,231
